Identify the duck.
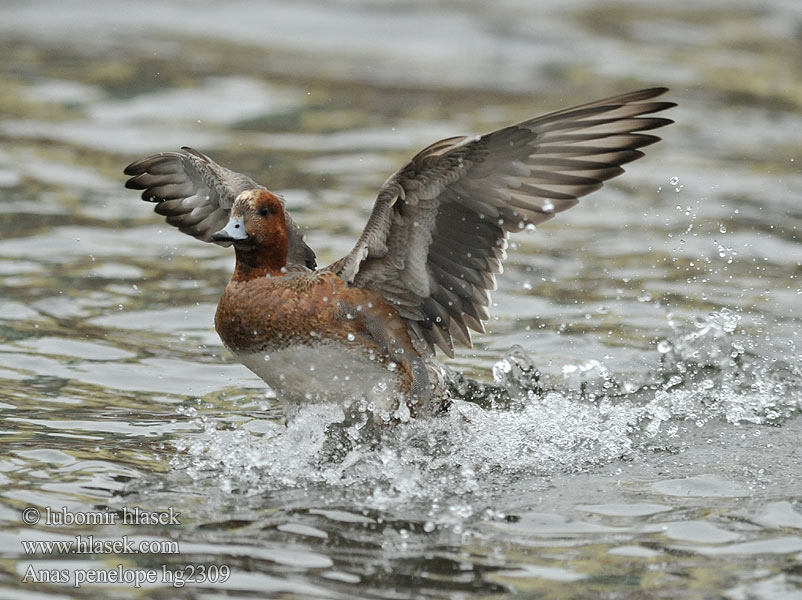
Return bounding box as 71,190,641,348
124,87,674,421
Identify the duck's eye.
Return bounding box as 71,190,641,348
259,207,271,217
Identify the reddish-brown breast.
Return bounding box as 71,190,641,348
214,270,427,394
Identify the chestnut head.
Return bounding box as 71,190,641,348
211,189,286,248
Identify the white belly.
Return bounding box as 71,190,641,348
234,342,407,418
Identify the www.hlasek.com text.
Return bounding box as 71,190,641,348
22,534,180,555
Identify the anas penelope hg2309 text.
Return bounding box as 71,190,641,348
124,88,675,420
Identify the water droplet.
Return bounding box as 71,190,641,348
665,375,682,389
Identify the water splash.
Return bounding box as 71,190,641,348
171,308,801,522
657,308,802,425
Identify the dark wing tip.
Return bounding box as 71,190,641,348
625,86,670,100
123,159,146,177
124,165,155,191
565,87,673,112
637,117,676,131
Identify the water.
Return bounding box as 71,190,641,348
2,0,802,598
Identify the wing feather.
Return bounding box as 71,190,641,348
330,87,675,355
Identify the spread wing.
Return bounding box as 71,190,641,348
124,147,316,269
330,88,675,357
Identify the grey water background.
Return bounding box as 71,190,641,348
1,0,802,598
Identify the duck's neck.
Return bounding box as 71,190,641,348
231,245,287,281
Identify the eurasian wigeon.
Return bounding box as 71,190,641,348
124,88,674,420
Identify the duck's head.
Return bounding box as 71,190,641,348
212,189,289,273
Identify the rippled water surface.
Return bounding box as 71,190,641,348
2,1,802,598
